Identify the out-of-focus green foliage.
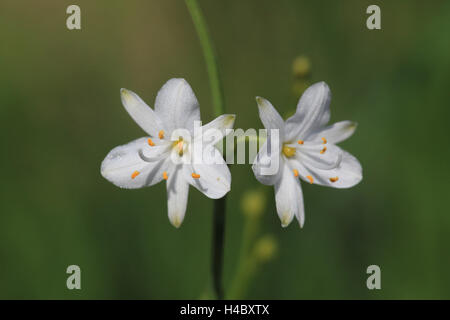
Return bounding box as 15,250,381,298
0,0,449,299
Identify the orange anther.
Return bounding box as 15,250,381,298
158,130,165,139
192,173,200,179
321,137,327,144
163,171,168,180
131,171,140,179
293,169,299,177
297,140,304,145
329,177,339,183
148,138,155,146
320,146,327,154
306,175,314,184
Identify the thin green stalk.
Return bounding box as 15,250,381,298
212,196,226,299
227,215,261,299
185,0,225,116
184,0,227,300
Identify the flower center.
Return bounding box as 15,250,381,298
172,137,186,156
282,144,296,158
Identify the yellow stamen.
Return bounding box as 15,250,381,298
147,138,155,146
306,175,314,184
293,169,299,177
282,145,296,158
321,137,327,144
192,173,200,179
320,146,327,154
158,130,165,139
297,140,304,145
163,171,168,180
171,137,184,156
329,177,339,183
177,141,184,153
131,171,140,179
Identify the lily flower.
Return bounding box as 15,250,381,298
101,78,235,228
252,82,362,228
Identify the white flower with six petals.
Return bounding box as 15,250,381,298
101,78,235,228
252,82,362,228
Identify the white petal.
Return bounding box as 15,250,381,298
120,88,164,137
297,143,342,170
307,121,357,144
290,149,362,189
185,146,231,199
154,78,201,133
195,114,236,146
166,165,190,228
101,137,170,189
252,137,283,186
274,163,305,227
285,82,331,141
256,97,285,139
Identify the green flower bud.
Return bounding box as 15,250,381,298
241,189,266,218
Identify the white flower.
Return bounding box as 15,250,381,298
252,82,362,228
101,78,235,228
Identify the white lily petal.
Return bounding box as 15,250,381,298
120,88,164,137
291,149,362,189
256,96,285,139
307,121,357,144
101,137,171,189
166,165,190,228
274,163,305,228
195,114,236,146
154,78,201,134
252,137,283,186
185,146,231,199
285,82,331,141
297,143,342,170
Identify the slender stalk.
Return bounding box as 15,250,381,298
212,196,226,299
184,0,227,299
185,0,225,116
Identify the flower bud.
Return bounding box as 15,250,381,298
254,234,277,262
292,55,311,78
241,189,266,219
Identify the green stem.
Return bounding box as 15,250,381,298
184,0,226,300
212,196,226,299
185,0,225,116
227,215,260,299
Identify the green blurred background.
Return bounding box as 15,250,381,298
1,0,449,299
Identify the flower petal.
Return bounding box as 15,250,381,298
256,97,285,139
285,82,331,141
120,88,164,137
307,121,357,144
290,149,362,189
166,165,190,228
101,137,170,189
185,146,231,199
154,78,201,134
252,136,283,186
274,163,305,227
297,143,342,170
195,114,236,146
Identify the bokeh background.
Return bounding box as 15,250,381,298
1,0,449,299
